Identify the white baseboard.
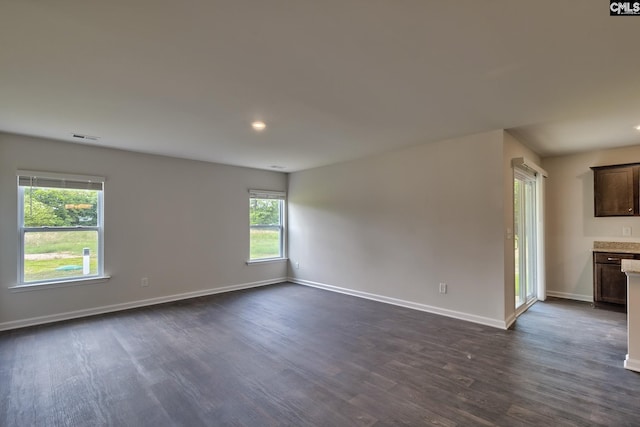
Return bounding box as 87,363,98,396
624,354,640,372
289,277,509,330
0,277,286,331
546,291,592,302
504,312,517,329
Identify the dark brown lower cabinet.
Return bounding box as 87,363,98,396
593,252,634,310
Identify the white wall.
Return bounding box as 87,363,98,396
0,133,287,328
503,131,542,322
543,145,640,301
1,128,548,330
288,130,509,327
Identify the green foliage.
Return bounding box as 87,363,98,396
24,230,98,254
23,188,98,227
23,198,63,227
250,199,281,225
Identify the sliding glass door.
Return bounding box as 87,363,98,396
514,168,537,311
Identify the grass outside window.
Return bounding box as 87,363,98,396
24,231,98,282
250,228,281,260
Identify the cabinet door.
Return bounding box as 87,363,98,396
594,166,635,216
595,263,627,305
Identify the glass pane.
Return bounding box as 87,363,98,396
250,198,282,259
250,198,281,226
514,179,522,308
22,187,99,227
24,230,98,282
524,180,537,300
514,176,537,310
250,226,282,259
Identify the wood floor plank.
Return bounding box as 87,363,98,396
1,283,639,426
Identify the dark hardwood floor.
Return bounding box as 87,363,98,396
1,283,638,426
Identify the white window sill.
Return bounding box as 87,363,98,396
246,258,288,265
9,275,111,292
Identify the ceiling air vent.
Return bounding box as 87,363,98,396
72,133,100,141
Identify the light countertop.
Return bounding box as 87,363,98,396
593,241,640,254
622,259,640,274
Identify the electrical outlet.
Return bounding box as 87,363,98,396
295,261,300,269
623,226,632,237
141,277,149,287
439,282,447,294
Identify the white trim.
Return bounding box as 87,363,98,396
18,178,105,284
0,278,285,331
9,275,111,292
246,258,288,265
546,291,592,302
289,277,509,329
624,354,640,372
536,172,546,301
249,194,287,261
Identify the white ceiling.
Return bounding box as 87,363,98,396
2,1,640,172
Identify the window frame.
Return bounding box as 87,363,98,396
16,170,106,287
248,190,287,263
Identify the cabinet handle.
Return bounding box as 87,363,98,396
607,257,619,261
629,208,633,212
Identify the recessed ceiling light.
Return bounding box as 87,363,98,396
251,121,266,131
635,125,640,131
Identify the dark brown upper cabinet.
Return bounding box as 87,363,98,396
592,164,639,217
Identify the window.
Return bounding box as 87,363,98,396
249,190,286,261
17,171,105,285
